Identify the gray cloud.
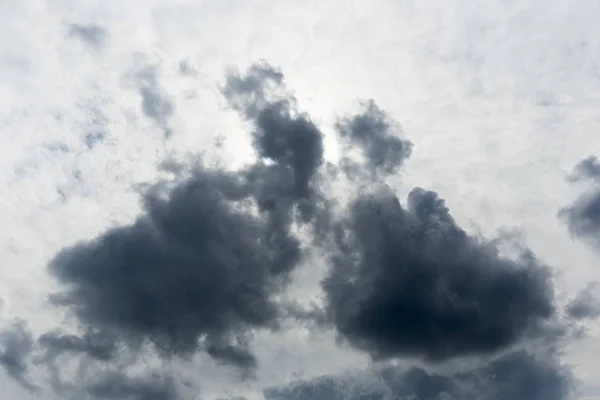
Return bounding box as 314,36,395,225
313,103,560,361
0,320,37,391
68,24,108,49
222,61,329,238
566,282,600,320
224,62,324,202
38,329,119,362
0,321,182,400
124,60,175,138
85,373,180,400
264,350,573,400
25,61,578,400
222,62,285,119
140,84,174,131
560,155,600,250
206,343,257,370
321,185,557,362
568,156,600,183
46,62,326,370
336,100,412,177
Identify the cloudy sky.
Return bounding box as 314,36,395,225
2,1,600,399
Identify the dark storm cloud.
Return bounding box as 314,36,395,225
566,282,600,320
559,155,600,250
48,167,294,361
335,100,412,176
321,186,556,362
0,320,37,391
264,350,573,400
47,62,326,368
68,24,108,49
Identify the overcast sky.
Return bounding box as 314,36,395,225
2,1,600,399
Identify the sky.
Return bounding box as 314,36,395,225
2,1,600,399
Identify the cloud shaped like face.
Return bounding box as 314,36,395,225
322,187,556,361
264,350,573,400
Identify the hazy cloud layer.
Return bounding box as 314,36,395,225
84,373,180,400
67,24,108,49
264,350,573,400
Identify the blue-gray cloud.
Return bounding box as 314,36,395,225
46,62,326,370
264,350,573,400
0,321,37,392
560,155,600,251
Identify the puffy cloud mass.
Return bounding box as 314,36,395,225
336,100,413,177
46,62,325,368
321,185,556,362
1,60,579,400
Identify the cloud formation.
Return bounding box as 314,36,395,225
264,350,573,400
3,61,577,400
37,329,119,362
566,282,600,320
84,373,179,400
0,321,36,391
321,185,556,362
46,62,325,371
560,155,600,251
317,108,558,363
336,100,412,177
